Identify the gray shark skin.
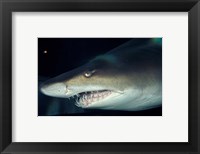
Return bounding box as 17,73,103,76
40,38,162,111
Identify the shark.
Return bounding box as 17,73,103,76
40,38,162,111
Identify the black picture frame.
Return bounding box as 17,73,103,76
0,0,199,153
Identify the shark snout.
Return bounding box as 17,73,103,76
40,82,67,98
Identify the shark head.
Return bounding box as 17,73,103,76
40,54,141,110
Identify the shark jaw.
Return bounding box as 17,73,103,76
40,81,125,109
68,89,124,108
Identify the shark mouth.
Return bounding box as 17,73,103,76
71,90,112,107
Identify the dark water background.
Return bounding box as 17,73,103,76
38,38,162,116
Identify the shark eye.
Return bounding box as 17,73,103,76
84,72,92,77
84,70,95,78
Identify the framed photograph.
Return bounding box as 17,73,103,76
0,0,199,154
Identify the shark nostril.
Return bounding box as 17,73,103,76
66,88,70,94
